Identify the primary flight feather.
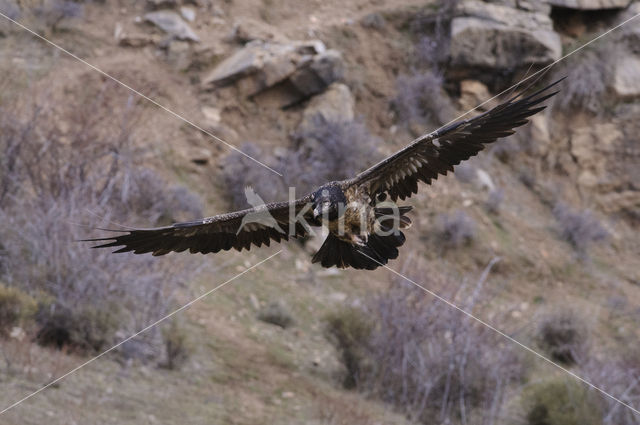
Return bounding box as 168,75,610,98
85,79,563,270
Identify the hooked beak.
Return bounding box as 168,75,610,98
313,201,330,219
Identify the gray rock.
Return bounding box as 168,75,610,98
608,55,640,99
546,0,631,9
516,0,551,14
618,3,640,54
166,40,192,70
144,10,200,42
451,1,561,69
202,40,342,106
146,0,179,9
289,50,344,97
298,83,354,135
202,41,278,89
180,7,196,22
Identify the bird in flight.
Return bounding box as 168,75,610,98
86,79,562,270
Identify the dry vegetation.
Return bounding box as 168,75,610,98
0,0,639,424
0,82,203,362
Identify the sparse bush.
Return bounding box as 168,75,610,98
436,210,476,249
579,356,640,425
552,48,608,115
524,379,602,425
360,12,385,30
220,142,286,209
0,283,38,336
553,203,608,256
336,272,524,424
161,321,191,370
116,167,204,225
485,188,504,214
35,0,84,31
0,82,201,359
36,303,121,352
257,301,294,329
409,0,458,67
519,170,536,189
325,307,372,389
536,310,587,365
221,117,381,207
490,136,521,163
393,70,456,128
296,116,381,189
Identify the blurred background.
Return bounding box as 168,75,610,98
0,0,639,423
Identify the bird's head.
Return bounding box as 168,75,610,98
311,184,347,221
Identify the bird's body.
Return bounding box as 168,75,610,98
86,79,563,270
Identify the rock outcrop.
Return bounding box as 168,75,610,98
144,10,199,42
297,83,355,135
202,40,344,107
608,55,640,99
546,0,632,9
450,0,561,69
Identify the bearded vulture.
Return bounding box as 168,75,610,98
85,79,562,270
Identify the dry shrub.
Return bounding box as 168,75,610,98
409,0,459,67
436,210,477,249
552,49,607,115
393,70,456,129
0,283,38,336
550,39,628,116
327,266,523,424
295,116,381,189
35,303,120,352
220,117,381,208
524,379,602,425
257,301,295,329
161,320,191,370
553,203,608,256
579,355,640,425
485,188,504,214
536,310,587,366
33,0,84,31
0,81,202,360
325,307,372,389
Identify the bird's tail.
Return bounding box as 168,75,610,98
311,206,411,270
311,230,406,270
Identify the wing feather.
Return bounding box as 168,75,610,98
84,195,314,256
346,79,563,200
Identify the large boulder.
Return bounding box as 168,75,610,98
297,83,355,135
545,0,632,9
450,1,561,69
608,55,640,99
144,10,199,42
202,40,344,107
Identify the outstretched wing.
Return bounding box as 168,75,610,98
346,79,563,200
84,195,314,256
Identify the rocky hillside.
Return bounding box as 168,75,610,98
1,0,639,424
